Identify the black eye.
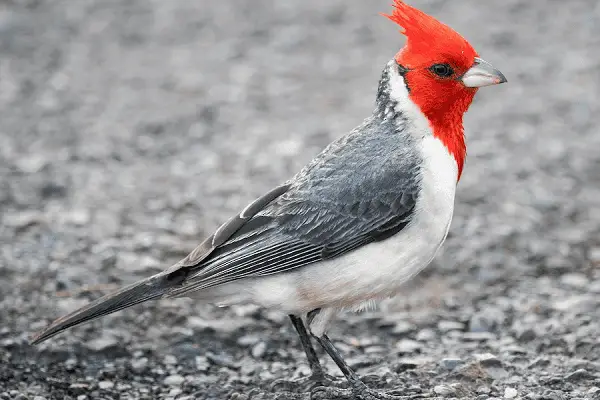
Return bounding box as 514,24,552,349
430,64,454,78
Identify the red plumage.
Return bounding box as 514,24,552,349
383,0,480,180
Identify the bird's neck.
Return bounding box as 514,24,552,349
427,112,466,181
374,67,468,182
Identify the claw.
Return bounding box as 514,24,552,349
271,373,340,394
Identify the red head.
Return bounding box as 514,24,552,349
383,0,506,179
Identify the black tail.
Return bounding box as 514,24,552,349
30,271,185,344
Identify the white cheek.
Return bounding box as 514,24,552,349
385,61,432,138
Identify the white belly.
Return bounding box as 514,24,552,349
247,136,458,312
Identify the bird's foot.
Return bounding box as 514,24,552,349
310,385,426,400
270,372,339,393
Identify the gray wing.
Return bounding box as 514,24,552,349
167,118,421,296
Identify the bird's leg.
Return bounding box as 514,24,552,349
312,334,422,400
289,314,326,379
270,314,337,393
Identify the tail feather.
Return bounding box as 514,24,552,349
30,272,180,345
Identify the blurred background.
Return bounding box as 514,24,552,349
1,0,599,399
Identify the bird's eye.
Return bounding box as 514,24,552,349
430,64,454,78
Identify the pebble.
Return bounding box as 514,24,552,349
251,341,267,358
474,353,502,367
440,358,464,370
84,336,119,352
195,356,210,372
560,273,589,288
565,368,593,381
131,357,149,372
392,321,417,335
164,354,177,365
395,339,422,353
98,381,114,390
469,307,506,333
163,374,185,386
438,320,465,332
416,329,436,341
434,384,455,396
504,387,518,398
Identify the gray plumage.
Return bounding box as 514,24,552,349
30,62,422,344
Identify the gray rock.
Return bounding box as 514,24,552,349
469,307,506,333
504,387,518,398
440,358,464,371
438,320,465,332
395,339,422,353
251,342,267,359
416,329,436,342
131,357,149,372
565,369,594,382
84,336,119,352
560,273,589,289
98,381,114,390
163,375,185,386
391,321,417,335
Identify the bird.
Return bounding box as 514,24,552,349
31,1,506,399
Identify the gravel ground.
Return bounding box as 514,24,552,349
1,0,600,399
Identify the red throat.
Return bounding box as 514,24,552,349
383,0,479,181
404,75,476,181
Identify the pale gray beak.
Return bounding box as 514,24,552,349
461,57,507,88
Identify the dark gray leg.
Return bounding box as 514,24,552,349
270,314,337,393
314,334,363,388
289,314,325,377
313,334,424,400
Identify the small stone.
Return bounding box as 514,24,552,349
168,388,182,397
589,247,600,262
438,320,465,332
195,356,209,372
85,336,119,352
504,387,518,398
98,381,114,390
33,397,47,400
560,273,588,288
395,339,422,353
4,211,45,231
587,387,600,394
463,331,496,341
440,358,463,370
474,353,502,367
395,357,433,371
131,357,148,372
515,327,537,342
77,396,87,400
589,280,600,293
251,341,267,358
66,209,90,226
476,386,491,394
206,352,237,368
392,321,417,335
565,368,593,381
163,374,185,386
416,328,436,341
236,333,261,347
434,384,455,396
470,307,505,332
164,354,177,365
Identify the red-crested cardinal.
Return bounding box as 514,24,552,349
31,1,506,399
